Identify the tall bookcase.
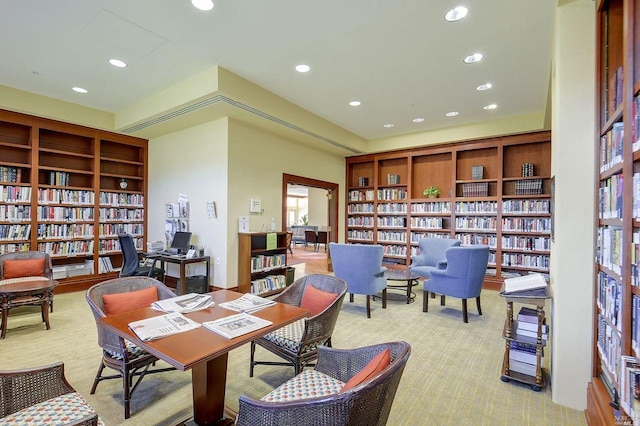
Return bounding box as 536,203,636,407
587,0,640,423
0,109,148,293
345,131,551,284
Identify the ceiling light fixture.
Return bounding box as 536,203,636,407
108,59,127,68
72,87,88,94
446,111,459,117
483,104,498,110
463,53,483,64
191,0,214,11
383,124,394,128
413,118,425,123
295,64,311,73
445,6,468,22
476,83,492,91
349,100,362,107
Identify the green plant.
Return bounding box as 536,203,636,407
299,214,309,225
423,186,441,197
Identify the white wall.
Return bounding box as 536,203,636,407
550,0,595,410
308,187,328,227
147,118,229,286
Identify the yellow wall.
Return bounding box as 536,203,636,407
308,187,329,228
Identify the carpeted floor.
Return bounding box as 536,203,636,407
0,282,586,426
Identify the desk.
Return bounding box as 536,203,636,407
148,254,210,295
98,290,308,425
0,279,58,338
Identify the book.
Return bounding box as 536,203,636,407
516,327,548,341
510,341,544,365
151,293,214,313
517,306,539,323
508,359,539,377
202,312,273,339
503,273,547,294
218,293,276,313
128,312,200,342
517,320,548,333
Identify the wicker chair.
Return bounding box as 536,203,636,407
0,250,54,311
0,362,100,425
250,274,348,376
237,341,411,426
85,276,177,419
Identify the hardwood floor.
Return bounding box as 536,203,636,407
288,247,330,276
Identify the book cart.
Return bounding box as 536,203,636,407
499,284,551,391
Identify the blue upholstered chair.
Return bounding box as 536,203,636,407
329,243,387,318
422,245,490,323
409,237,461,278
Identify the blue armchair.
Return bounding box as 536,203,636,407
422,245,490,323
409,237,460,278
329,243,387,318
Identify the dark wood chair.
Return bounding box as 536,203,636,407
304,230,318,251
286,231,294,256
316,230,328,252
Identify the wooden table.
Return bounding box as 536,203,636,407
147,254,211,295
0,279,58,339
98,290,309,425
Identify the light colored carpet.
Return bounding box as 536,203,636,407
0,284,586,426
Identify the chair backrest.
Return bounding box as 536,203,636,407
285,231,293,247
86,276,177,355
439,245,490,297
316,231,328,244
304,230,317,243
329,243,387,295
118,234,139,277
0,251,52,280
417,237,460,266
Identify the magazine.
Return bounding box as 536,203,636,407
128,312,200,341
218,293,276,313
203,312,273,339
502,273,548,294
151,293,214,313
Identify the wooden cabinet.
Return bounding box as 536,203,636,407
237,232,289,296
0,109,148,292
345,131,551,281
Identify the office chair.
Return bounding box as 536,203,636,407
118,234,164,280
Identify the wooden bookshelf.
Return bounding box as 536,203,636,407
0,109,148,293
345,131,551,283
237,232,289,296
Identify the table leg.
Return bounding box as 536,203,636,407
42,299,51,330
406,280,411,304
179,262,186,295
1,303,7,339
191,353,229,426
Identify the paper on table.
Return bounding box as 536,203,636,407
128,312,200,341
151,293,214,313
202,312,272,339
503,273,547,294
218,293,275,313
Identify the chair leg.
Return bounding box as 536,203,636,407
476,296,482,315
382,289,387,309
423,290,429,312
440,295,446,306
90,361,105,394
350,293,354,303
462,299,469,323
249,341,256,377
366,295,371,318
123,367,131,419
430,292,436,299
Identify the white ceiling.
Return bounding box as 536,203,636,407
0,1,555,141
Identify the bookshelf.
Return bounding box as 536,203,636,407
0,109,148,292
345,131,551,283
237,232,289,296
587,0,639,423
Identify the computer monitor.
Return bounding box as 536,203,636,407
170,231,192,254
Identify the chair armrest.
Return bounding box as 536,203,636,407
429,269,447,278
315,345,387,383
237,394,349,426
436,260,448,269
410,254,427,266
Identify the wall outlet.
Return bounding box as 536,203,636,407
215,257,221,265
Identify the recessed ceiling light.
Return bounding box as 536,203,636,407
413,118,425,123
476,83,492,91
446,111,459,117
445,6,468,22
383,124,394,128
463,53,483,64
483,104,498,110
191,0,214,11
349,100,362,107
72,87,88,94
108,59,127,68
295,64,311,73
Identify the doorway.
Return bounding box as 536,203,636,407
282,174,338,273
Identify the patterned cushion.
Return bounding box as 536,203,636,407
263,319,306,352
0,276,49,285
105,339,147,360
0,392,104,425
261,369,345,402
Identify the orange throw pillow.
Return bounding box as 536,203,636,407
300,284,338,316
341,348,391,392
102,286,158,315
3,258,45,279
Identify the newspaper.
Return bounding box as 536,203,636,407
128,312,200,341
203,312,272,339
502,273,547,294
151,293,214,313
218,293,275,313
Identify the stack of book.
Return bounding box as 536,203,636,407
516,306,549,342
509,341,543,377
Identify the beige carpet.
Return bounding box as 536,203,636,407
0,284,586,426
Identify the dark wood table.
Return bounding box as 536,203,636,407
0,279,58,338
383,269,419,304
147,254,211,295
98,290,309,425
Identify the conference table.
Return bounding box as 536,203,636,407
98,289,309,425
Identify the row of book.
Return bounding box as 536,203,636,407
454,217,497,231
502,200,550,214
357,176,370,187
0,185,31,203
456,233,497,248
99,208,143,221
386,174,400,185
410,217,443,229
501,253,549,271
409,232,450,243
377,231,407,243
461,182,489,197
347,230,374,241
597,226,622,275
36,223,94,239
47,171,70,186
0,224,30,240
37,207,94,221
36,240,94,256
99,192,144,206
38,188,94,205
597,271,622,327
455,201,498,213
98,256,115,273
501,235,549,251
599,173,623,219
510,307,548,377
347,203,375,214
250,254,286,273
251,274,286,295
378,217,407,227
377,203,407,214
0,243,30,254
502,217,551,232
378,188,407,200
597,312,622,382
348,190,375,201
514,179,543,196
0,166,22,183
0,205,30,222
411,201,452,214
608,65,624,119
599,122,624,173
98,223,144,237
347,217,374,227
381,244,407,257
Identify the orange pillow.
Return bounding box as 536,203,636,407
102,286,158,315
300,284,338,316
341,348,391,392
3,258,45,279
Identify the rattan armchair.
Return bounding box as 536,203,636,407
0,362,100,425
250,274,348,376
238,341,411,426
85,276,177,419
0,250,53,311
